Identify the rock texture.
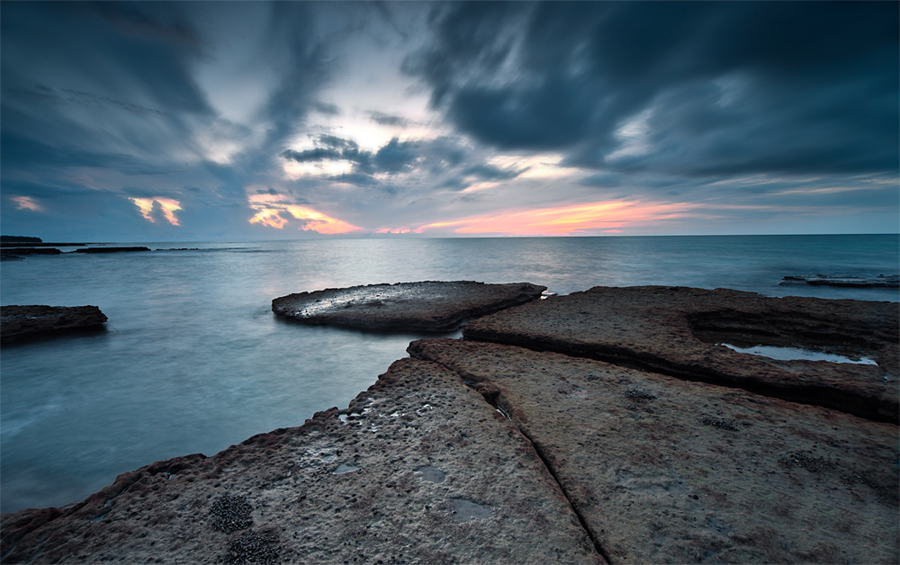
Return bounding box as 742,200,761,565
463,286,899,422
4,286,898,564
1,358,602,564
272,281,546,331
410,338,900,564
1,305,108,344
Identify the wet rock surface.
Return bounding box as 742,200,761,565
0,358,602,564
1,305,108,344
463,286,900,422
410,338,900,564
272,281,546,331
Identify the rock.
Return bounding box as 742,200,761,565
0,247,62,256
1,305,108,344
780,274,900,288
0,236,42,244
409,338,900,564
0,358,603,564
71,246,151,253
462,286,899,422
272,281,546,331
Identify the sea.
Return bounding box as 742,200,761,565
1,234,897,513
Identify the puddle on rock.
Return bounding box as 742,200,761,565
447,499,491,522
719,343,877,365
415,466,446,483
333,464,359,474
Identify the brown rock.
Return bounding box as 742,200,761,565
1,357,602,564
1,305,108,344
462,286,899,422
410,338,900,564
272,281,546,331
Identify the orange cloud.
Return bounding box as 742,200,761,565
130,197,182,226
11,196,43,212
414,200,700,236
248,194,362,235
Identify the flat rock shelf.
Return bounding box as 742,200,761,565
1,305,108,344
272,281,546,332
463,286,900,423
3,286,898,564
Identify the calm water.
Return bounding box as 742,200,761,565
2,235,897,512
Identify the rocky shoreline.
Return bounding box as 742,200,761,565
2,285,897,563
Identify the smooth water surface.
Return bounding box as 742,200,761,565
2,235,897,512
718,343,878,365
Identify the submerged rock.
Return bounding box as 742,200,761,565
409,338,899,564
463,286,899,422
0,358,602,564
1,305,108,344
272,281,546,331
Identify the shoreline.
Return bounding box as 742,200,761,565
2,285,897,563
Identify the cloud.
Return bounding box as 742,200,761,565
282,147,345,163
131,197,183,226
407,2,899,177
369,111,410,127
579,173,623,188
247,193,362,234
281,135,420,180
11,196,43,212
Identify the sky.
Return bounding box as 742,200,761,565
1,1,898,241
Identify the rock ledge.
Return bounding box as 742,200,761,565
272,281,546,331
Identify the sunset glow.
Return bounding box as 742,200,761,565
11,196,43,212
414,201,700,236
248,194,362,234
130,197,182,226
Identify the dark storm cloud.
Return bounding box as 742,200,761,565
407,2,899,177
0,1,216,178
1,1,339,239
282,148,345,163
373,138,418,173
257,2,331,147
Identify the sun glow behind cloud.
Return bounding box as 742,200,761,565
247,194,362,234
413,200,701,236
130,197,182,226
11,196,43,212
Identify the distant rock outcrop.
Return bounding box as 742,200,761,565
1,305,108,344
272,281,546,331
781,274,899,287
72,247,150,254
0,247,62,256
0,236,42,244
